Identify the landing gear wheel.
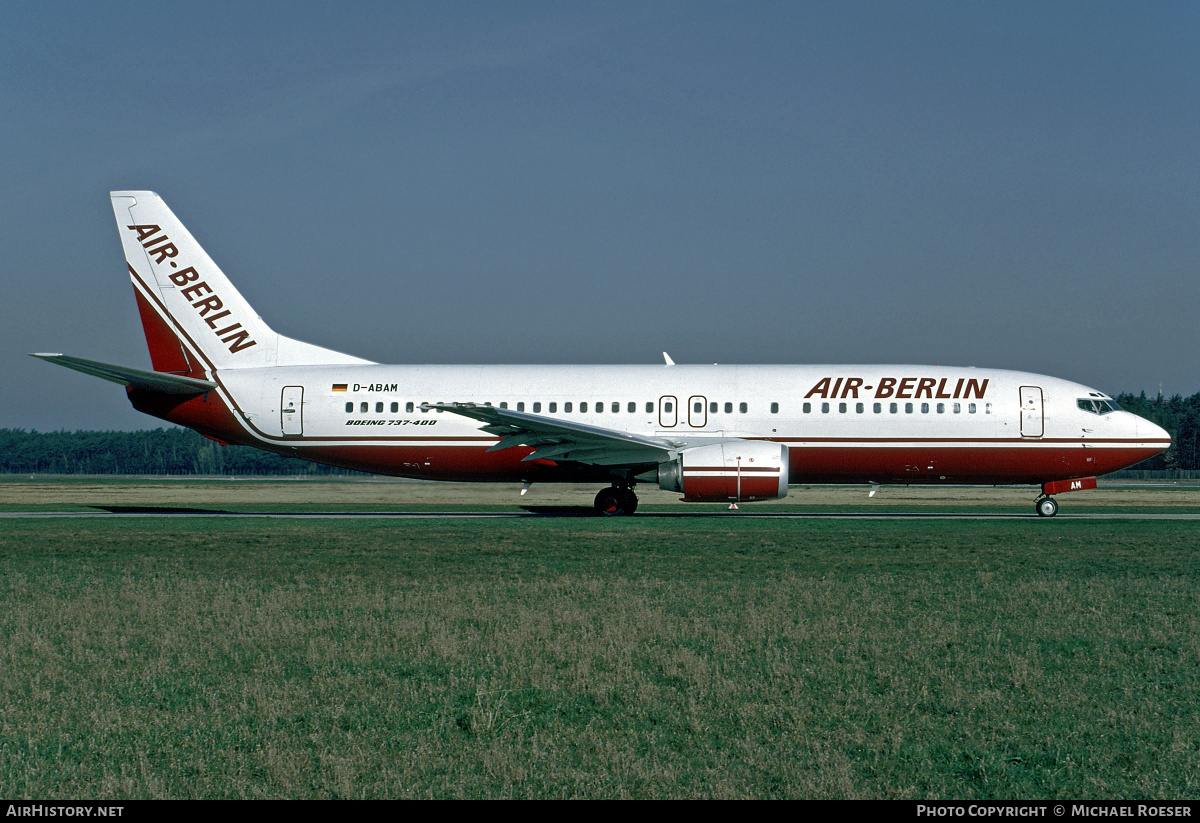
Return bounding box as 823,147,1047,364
594,486,638,516
1035,496,1059,517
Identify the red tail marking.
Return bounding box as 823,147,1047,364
132,287,205,379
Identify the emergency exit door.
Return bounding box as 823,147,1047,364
1019,386,1043,438
282,386,304,436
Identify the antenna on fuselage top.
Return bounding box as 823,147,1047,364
663,352,675,366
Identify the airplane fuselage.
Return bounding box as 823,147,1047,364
131,362,1164,486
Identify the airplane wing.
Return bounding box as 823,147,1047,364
425,402,736,466
30,354,217,395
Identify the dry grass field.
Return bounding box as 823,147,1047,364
0,478,1197,798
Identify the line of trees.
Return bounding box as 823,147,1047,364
0,428,362,475
0,391,1196,474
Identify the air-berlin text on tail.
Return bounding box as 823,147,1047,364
805,376,990,400
127,224,257,354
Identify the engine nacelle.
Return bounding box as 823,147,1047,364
656,441,790,502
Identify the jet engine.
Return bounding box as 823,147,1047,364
655,441,789,502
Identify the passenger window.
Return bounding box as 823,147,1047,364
499,402,508,409
873,403,881,413
345,402,353,413
905,403,913,413
627,402,635,413
770,402,779,414
360,402,368,413
710,402,718,413
694,401,703,413
533,402,542,413
890,403,898,414
664,401,673,413
985,403,992,414
646,402,654,413
803,402,811,413
406,402,414,413
391,402,398,413
920,403,929,413
739,402,747,413
953,403,960,414
856,403,864,413
517,402,525,412
838,402,847,413
936,403,944,414
724,402,733,414
969,403,977,414
580,402,587,413
564,402,572,413
821,402,829,413
421,402,429,413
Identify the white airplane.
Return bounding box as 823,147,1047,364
33,191,1170,516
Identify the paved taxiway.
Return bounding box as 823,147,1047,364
4,510,1199,520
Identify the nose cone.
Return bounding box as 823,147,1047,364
1136,415,1171,448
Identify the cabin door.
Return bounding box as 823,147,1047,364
282,386,304,436
1019,386,1043,438
688,395,708,428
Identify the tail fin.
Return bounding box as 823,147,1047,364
111,191,371,373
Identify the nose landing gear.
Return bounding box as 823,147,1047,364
594,485,638,516
1035,477,1097,517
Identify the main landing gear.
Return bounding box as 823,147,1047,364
594,485,638,516
1035,496,1059,517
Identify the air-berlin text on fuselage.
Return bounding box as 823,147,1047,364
805,376,989,400
127,224,256,354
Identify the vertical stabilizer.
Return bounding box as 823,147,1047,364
111,191,371,372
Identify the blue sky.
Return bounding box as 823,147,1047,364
4,1,1197,430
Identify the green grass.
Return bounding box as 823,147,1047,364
0,518,1197,798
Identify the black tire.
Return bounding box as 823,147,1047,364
1036,497,1059,517
618,487,639,515
594,487,628,516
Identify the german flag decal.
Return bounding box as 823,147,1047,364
332,384,348,392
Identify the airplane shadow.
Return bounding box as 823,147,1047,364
518,506,599,517
92,505,232,515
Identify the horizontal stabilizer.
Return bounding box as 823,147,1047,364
30,353,217,395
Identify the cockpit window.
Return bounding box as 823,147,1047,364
1077,398,1120,415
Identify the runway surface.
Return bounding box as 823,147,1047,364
4,509,1200,520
